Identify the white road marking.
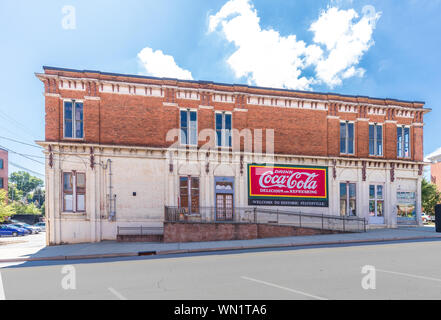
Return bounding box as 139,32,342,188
0,271,5,300
241,276,327,300
108,287,127,300
377,269,441,283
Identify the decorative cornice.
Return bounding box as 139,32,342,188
40,67,427,111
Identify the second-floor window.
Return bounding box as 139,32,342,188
369,124,383,156
215,112,232,147
397,126,410,158
64,100,83,139
0,159,3,169
340,121,354,155
180,109,197,146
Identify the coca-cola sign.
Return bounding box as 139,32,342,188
248,164,328,207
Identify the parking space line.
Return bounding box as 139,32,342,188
108,287,127,300
241,276,327,300
377,269,441,283
0,271,5,300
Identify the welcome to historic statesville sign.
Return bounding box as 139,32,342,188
248,164,329,207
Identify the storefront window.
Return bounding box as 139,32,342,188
397,192,416,222
340,182,356,216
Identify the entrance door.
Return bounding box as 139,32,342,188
369,184,385,224
216,194,233,221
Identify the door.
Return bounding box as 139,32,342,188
369,185,385,224
216,194,234,221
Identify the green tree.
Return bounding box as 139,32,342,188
31,187,45,208
0,189,14,222
9,171,43,197
422,178,441,215
8,182,23,201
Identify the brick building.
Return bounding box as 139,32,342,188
0,148,8,194
36,66,429,245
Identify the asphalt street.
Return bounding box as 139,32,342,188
1,239,441,299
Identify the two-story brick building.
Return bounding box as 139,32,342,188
0,148,8,194
36,66,429,245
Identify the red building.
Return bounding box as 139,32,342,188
0,148,8,194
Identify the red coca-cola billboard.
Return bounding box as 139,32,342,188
248,164,328,207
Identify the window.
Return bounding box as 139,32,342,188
397,126,410,158
340,121,354,155
0,178,3,189
179,176,199,214
180,110,197,146
340,182,356,216
63,171,86,212
369,185,384,218
0,159,3,169
369,124,383,156
64,100,83,139
397,192,416,222
215,112,232,147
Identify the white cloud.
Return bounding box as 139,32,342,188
137,47,193,80
310,6,381,87
208,0,381,90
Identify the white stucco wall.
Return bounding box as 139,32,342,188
43,143,422,244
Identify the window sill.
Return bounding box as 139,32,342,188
339,153,356,157
368,155,384,158
61,212,87,219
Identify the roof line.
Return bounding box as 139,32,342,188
42,66,426,105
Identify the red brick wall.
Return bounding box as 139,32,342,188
163,222,338,243
0,149,8,194
39,68,426,162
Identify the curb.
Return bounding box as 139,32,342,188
1,235,441,263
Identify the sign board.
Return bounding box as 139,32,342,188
248,164,328,207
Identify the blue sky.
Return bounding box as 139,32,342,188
0,0,440,180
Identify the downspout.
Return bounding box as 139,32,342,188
107,159,116,221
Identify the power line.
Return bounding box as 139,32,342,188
0,144,45,165
0,135,43,149
9,161,45,178
0,109,41,139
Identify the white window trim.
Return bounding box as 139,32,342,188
63,99,84,140
215,111,233,148
180,108,198,147
369,123,383,157
340,121,355,155
397,125,411,158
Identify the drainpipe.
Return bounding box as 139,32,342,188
107,159,116,221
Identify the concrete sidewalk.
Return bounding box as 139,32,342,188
1,226,441,263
